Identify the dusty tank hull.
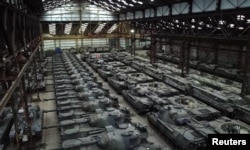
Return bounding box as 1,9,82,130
0,108,13,146
122,90,154,114
147,106,207,150
9,105,43,142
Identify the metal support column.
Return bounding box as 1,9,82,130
181,39,190,76
33,57,40,101
241,31,250,96
186,40,190,74
213,41,219,64
130,29,135,56
150,36,156,63
180,39,186,77
21,76,34,147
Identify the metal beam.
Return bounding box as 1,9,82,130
0,40,41,113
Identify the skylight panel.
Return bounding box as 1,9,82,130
64,23,72,34
107,23,118,33
79,23,89,34
94,23,107,33
49,23,56,35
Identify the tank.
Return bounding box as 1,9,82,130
154,62,181,74
121,56,135,65
98,65,114,80
122,86,154,114
55,83,75,91
55,90,78,100
106,61,125,67
58,106,131,138
9,105,43,142
0,108,13,146
71,76,97,85
61,124,148,150
74,81,102,92
77,87,109,100
137,81,179,97
80,96,119,112
197,63,217,73
69,71,93,80
108,72,129,93
191,85,250,123
163,74,190,92
143,65,165,80
111,66,137,74
206,116,250,134
131,60,151,72
81,52,90,61
86,54,96,64
91,59,105,71
167,95,221,121
214,66,241,79
114,52,128,61
125,73,154,88
147,105,209,150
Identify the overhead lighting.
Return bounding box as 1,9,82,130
130,29,135,33
228,24,235,28
238,26,244,30
107,23,118,34
49,23,56,35
64,23,72,34
206,24,212,28
237,15,245,21
219,20,226,25
79,23,88,34
94,23,106,34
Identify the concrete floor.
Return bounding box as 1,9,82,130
39,76,61,150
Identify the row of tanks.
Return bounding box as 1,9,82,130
83,52,250,150
122,55,250,124
155,52,243,81
51,51,168,150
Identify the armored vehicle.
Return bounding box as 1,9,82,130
191,85,250,123
111,66,137,74
131,60,151,72
0,108,13,147
98,65,114,80
61,124,148,150
206,116,250,134
143,65,165,80
122,86,154,114
91,59,105,71
126,73,154,88
148,105,211,150
121,56,135,65
108,73,129,93
167,95,221,121
163,74,191,92
9,105,43,142
137,82,179,97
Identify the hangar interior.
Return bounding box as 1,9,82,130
0,0,250,150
